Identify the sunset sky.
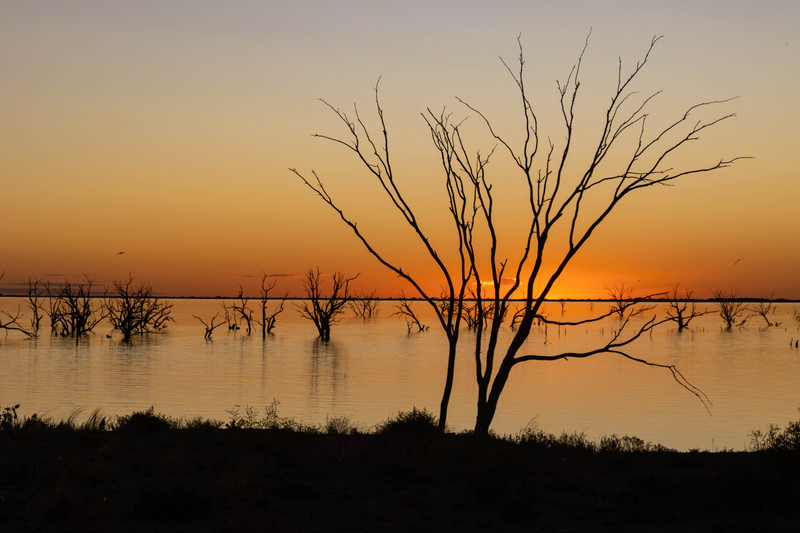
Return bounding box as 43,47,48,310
2,1,798,299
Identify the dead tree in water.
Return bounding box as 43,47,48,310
752,297,780,328
26,278,45,335
350,289,380,319
297,268,357,341
711,288,749,331
229,286,255,335
194,313,226,340
0,272,32,337
45,276,107,337
254,274,286,338
666,285,708,331
607,282,635,319
106,275,173,341
293,35,739,434
392,297,429,333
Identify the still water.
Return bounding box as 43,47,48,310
2,297,799,450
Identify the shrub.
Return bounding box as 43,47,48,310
116,407,175,432
0,404,20,431
324,415,358,435
375,407,440,436
750,417,800,451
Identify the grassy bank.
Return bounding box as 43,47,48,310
1,406,799,531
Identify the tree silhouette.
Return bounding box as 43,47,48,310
297,268,357,341
254,274,286,338
666,285,708,331
106,274,173,341
45,276,107,337
711,288,749,331
293,35,738,434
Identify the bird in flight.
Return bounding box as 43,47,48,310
116,251,125,255
734,257,744,265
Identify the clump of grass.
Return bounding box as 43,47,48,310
515,427,597,451
375,407,440,436
324,415,358,435
598,434,673,453
514,424,673,452
225,400,309,432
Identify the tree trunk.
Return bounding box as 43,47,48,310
437,338,458,430
473,359,513,436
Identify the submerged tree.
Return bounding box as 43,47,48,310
666,285,708,332
26,278,45,335
193,312,226,340
254,274,286,338
45,276,107,337
711,288,749,331
106,274,173,341
350,289,380,319
752,297,780,328
0,272,33,337
606,282,637,319
230,286,255,335
297,268,357,341
392,296,430,333
292,35,738,434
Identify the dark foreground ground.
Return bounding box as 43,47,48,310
2,428,799,532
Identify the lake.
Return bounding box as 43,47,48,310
1,297,799,450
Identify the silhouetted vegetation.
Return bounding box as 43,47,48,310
392,296,429,333
750,411,800,451
25,277,45,334
106,274,173,341
666,285,708,331
752,297,781,327
229,286,255,335
606,282,636,319
712,288,750,330
193,312,226,340
254,274,286,338
350,289,380,318
44,276,106,336
3,402,800,531
292,35,739,435
375,407,440,436
297,268,357,341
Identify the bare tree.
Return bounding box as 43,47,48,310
606,282,635,319
752,297,780,328
229,286,255,335
106,274,173,341
297,268,358,341
292,35,737,434
392,296,430,333
221,303,239,330
25,278,45,335
0,272,33,337
350,289,380,319
254,274,286,338
711,288,749,331
45,276,107,337
666,285,708,331
194,312,226,340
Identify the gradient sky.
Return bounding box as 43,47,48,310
2,1,798,299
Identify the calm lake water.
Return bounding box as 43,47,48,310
2,297,799,451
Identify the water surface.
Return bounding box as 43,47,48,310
2,298,799,450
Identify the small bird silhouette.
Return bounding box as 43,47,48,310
733,257,744,265
116,251,125,255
